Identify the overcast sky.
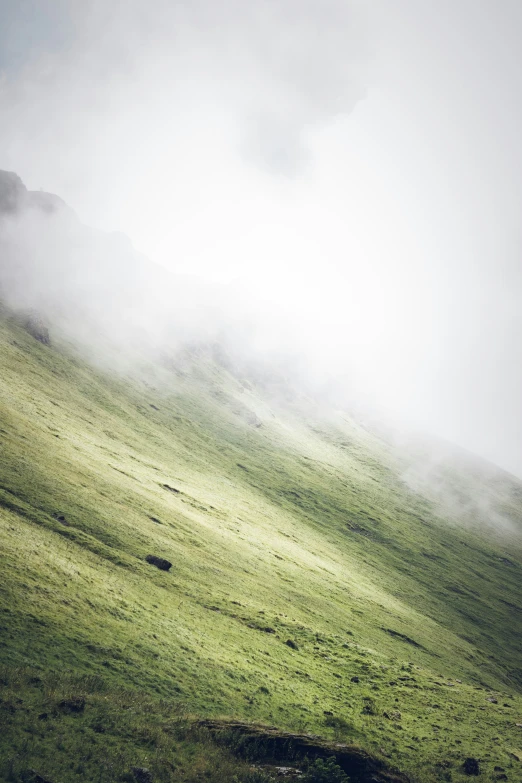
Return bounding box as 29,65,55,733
1,0,522,477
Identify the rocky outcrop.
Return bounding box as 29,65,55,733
197,719,410,783
145,554,172,571
0,170,70,217
0,171,26,213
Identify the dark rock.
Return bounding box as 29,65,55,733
149,516,161,524
463,757,480,776
351,676,360,683
486,697,498,704
145,555,172,571
58,696,85,713
286,639,299,650
323,711,333,716
132,767,153,783
263,627,276,634
53,513,68,525
494,768,505,772
37,713,48,721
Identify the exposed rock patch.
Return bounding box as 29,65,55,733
197,719,409,783
145,555,172,571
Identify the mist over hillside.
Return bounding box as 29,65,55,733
3,2,522,481
0,170,331,384
0,169,225,358
1,167,522,545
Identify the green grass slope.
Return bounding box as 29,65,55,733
1,309,522,782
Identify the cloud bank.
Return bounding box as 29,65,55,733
1,1,522,480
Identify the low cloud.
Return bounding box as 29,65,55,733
1,1,522,485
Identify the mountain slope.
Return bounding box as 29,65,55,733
1,305,522,782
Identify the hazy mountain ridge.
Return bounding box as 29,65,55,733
0,169,71,215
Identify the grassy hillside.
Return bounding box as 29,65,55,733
1,307,522,782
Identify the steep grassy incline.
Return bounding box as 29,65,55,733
1,309,522,782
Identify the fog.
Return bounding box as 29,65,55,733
1,1,522,478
